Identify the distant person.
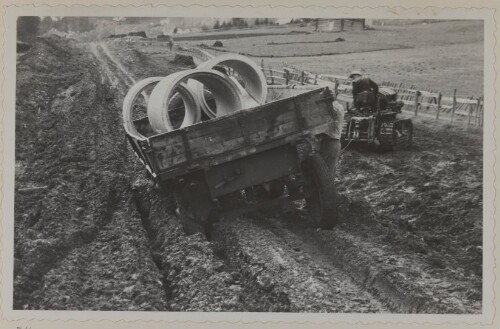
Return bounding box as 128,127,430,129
320,93,345,177
293,89,344,214
349,70,379,112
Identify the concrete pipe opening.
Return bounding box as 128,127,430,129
122,77,163,141
147,69,243,133
195,54,268,117
171,83,201,129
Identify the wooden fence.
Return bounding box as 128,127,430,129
262,63,484,126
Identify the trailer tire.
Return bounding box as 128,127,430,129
180,215,206,236
173,175,213,237
302,154,338,229
174,192,207,236
183,221,206,236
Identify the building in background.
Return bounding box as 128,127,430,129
317,19,366,32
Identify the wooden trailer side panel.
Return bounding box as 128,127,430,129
149,132,187,171
180,94,303,162
240,99,300,145
298,93,334,131
133,88,336,178
187,117,246,159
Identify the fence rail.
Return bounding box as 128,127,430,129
262,64,483,126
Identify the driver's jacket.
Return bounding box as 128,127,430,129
352,77,379,98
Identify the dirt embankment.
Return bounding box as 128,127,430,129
14,37,482,313
14,36,166,310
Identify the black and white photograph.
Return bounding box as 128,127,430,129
1,2,498,328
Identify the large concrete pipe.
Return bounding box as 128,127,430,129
193,54,268,118
147,69,243,133
195,76,258,119
123,77,163,141
123,77,201,139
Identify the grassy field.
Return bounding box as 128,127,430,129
182,20,483,97
171,26,310,41
202,41,410,57
262,42,483,96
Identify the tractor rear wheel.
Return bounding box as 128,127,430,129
378,119,413,151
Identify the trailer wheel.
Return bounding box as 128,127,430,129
173,175,213,236
302,154,338,229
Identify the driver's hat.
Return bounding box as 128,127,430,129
348,70,362,79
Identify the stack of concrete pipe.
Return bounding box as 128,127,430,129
123,54,268,140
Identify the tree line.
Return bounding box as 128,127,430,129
17,16,96,41
212,18,279,30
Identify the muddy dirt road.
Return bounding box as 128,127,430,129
14,36,482,313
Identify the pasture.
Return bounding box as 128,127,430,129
181,20,484,97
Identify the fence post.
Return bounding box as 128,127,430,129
269,68,274,85
301,71,305,85
334,78,339,97
479,97,484,127
314,74,318,85
414,90,420,116
451,89,457,122
474,97,480,126
436,92,442,120
467,98,473,125
261,58,264,70
285,69,290,85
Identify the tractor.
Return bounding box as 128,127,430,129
341,87,413,150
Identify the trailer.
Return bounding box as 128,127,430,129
126,87,341,236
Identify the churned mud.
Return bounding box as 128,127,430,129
14,36,482,313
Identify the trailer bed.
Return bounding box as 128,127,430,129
127,87,337,181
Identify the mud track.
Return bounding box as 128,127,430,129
14,37,482,313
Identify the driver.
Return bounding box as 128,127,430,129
349,70,379,112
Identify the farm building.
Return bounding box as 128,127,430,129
317,19,366,32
